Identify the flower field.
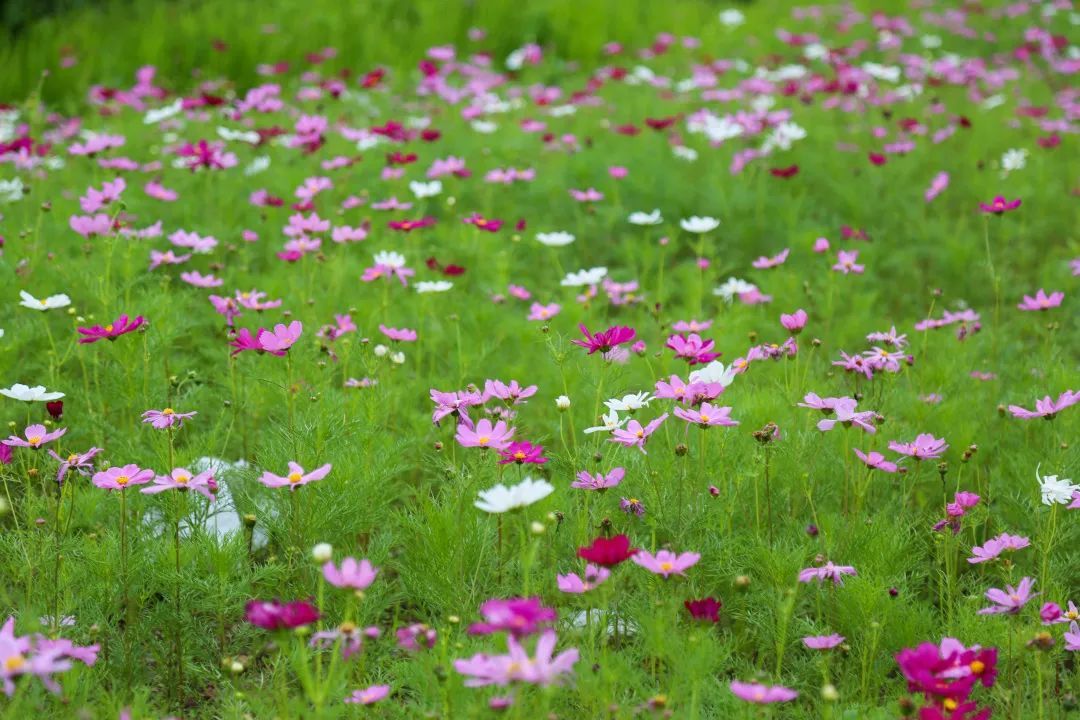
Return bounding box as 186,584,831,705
0,0,1077,717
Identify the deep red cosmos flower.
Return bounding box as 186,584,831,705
577,534,639,566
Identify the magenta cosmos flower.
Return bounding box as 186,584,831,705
1007,390,1077,420
258,461,331,490
889,433,948,460
141,467,216,500
673,402,738,428
978,577,1037,615
1017,289,1064,311
609,413,668,453
323,557,378,590
92,464,155,490
799,561,857,585
142,408,197,429
571,324,636,355
245,599,319,630
76,314,145,344
978,195,1021,214
497,441,548,465
684,597,721,622
2,424,66,449
631,549,700,578
345,685,390,705
455,418,515,450
665,333,721,365
729,681,798,704
258,321,303,353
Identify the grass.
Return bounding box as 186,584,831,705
0,0,1078,718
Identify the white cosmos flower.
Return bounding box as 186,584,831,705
628,209,663,226
0,178,24,203
718,8,745,27
689,360,738,388
536,231,575,247
672,145,698,162
1000,148,1028,174
762,121,807,152
0,383,65,402
605,392,653,412
19,290,71,310
373,251,407,268
561,267,608,287
416,281,453,293
713,277,755,302
1038,464,1079,506
244,156,271,176
583,409,628,434
921,35,942,49
0,329,4,340
356,134,381,151
549,105,576,118
981,94,1006,110
217,127,261,144
475,477,555,513
143,99,183,124
471,120,497,134
409,180,443,198
679,216,720,234
555,395,571,410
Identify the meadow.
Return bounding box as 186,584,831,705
0,0,1078,717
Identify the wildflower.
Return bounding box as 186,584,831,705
967,533,1030,564
628,209,662,225
925,171,949,202
679,216,720,233
1037,464,1078,505
244,600,319,630
584,409,628,435
561,267,608,287
631,549,700,578
536,231,574,247
803,634,845,649
1065,623,1080,651
345,685,390,705
258,462,331,491
142,408,197,429
2,424,66,449
832,250,865,274
555,395,571,410
323,557,378,590
729,681,798,704
571,467,625,490
76,314,145,343
258,321,302,353
397,623,437,651
1007,390,1077,419
817,398,876,434
527,303,561,321
978,196,1021,214
454,630,578,687
978,577,1037,615
620,496,646,517
853,449,899,473
557,565,611,593
609,413,668,453
141,467,216,500
379,325,418,342
18,291,71,311
889,433,948,460
468,597,556,638
571,324,636,355
577,534,638,566
666,333,720,365
673,402,737,428
798,561,857,586
1017,289,1064,311
780,309,808,334
604,392,652,413
456,418,515,450
92,464,154,491
0,617,99,696
684,597,721,623
752,249,790,269
310,623,376,660
1040,603,1063,625
497,442,548,465
47,447,102,486
895,637,997,704
475,477,554,513
713,277,755,302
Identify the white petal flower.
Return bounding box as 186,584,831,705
409,180,443,198
0,178,25,203
475,477,555,513
244,156,271,176
713,277,756,303
679,216,720,234
373,251,407,268
604,393,653,412
1038,464,1079,506
143,99,183,124
561,267,608,287
583,409,628,434
536,231,575,247
416,281,453,293
628,209,663,226
718,8,745,27
19,290,71,310
0,383,65,402
217,126,261,144
672,145,698,162
555,395,571,410
689,361,738,388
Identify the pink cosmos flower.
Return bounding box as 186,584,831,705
497,441,547,465
832,250,865,274
468,597,556,638
92,464,155,491
631,549,700,578
141,467,216,500
569,188,603,203
557,564,611,593
79,178,126,213
345,685,390,705
47,447,103,485
454,630,578,687
245,600,319,630
967,533,1030,564
258,321,302,353
148,249,191,270
527,303,561,321
609,413,668,453
666,333,721,365
673,402,738,428
379,325,417,342
752,249,790,269
483,380,537,405
1065,622,1080,651
0,617,99,696
924,171,949,202
978,577,1037,615
813,237,830,253
1007,390,1077,420
780,309,807,334
456,419,515,450
258,462,331,490
323,557,379,590
729,681,798,704
816,398,876,434
141,408,197,429
397,623,437,651
671,319,712,333
144,180,177,202
1017,289,1064,311
463,213,503,232
572,324,636,355
571,467,625,490
979,196,1021,214
76,313,145,343
853,449,900,473
803,634,845,649
798,561,857,585
179,271,223,288
69,213,114,238
2,424,66,449
889,433,948,460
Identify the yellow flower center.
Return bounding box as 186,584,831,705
175,475,190,484
754,690,765,701
539,309,549,318
513,451,525,461
629,498,639,505
39,299,48,306
162,408,175,415
1066,610,1079,620
67,454,78,462
944,698,959,711
115,475,130,486
104,324,114,333
288,472,303,484
3,655,25,672
660,561,673,572
339,621,356,634
970,660,985,674
28,436,42,446
240,292,251,299
699,414,710,423
477,435,490,445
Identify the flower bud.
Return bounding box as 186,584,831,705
312,543,333,563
